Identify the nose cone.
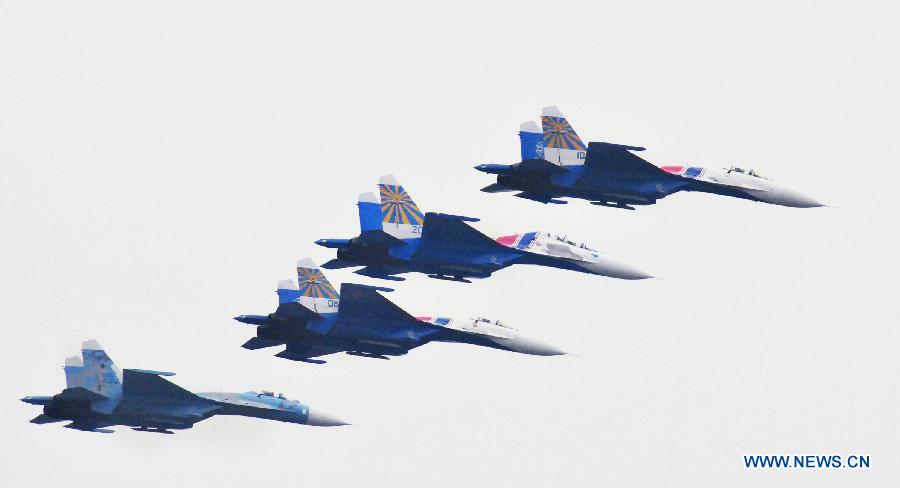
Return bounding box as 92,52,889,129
306,409,349,427
500,335,567,356
778,188,825,208
753,186,825,208
582,257,654,280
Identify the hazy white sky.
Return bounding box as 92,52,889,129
2,1,898,486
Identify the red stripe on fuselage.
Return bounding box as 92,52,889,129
660,165,684,174
495,234,519,246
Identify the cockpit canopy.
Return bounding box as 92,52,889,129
257,390,288,400
545,233,596,251
472,317,512,329
727,166,768,180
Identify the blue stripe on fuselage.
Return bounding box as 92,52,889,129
516,232,537,250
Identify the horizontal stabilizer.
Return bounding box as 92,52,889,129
480,183,516,193
354,267,406,281
515,192,567,204
274,301,323,322
518,158,569,174
358,230,406,246
122,369,201,402
321,259,360,270
30,414,65,424
64,422,113,433
275,343,338,363
242,337,283,350
57,387,108,402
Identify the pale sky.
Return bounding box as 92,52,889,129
2,1,898,486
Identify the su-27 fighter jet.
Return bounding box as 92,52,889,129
475,106,824,210
233,259,565,363
21,340,347,433
314,175,652,282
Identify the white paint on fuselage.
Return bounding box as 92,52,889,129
422,317,565,356
670,166,824,208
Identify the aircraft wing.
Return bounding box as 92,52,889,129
330,283,436,341
420,212,506,254
337,283,417,323
122,369,204,403
583,142,676,179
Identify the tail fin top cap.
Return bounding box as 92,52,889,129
379,174,401,186
520,121,540,133
82,339,103,351
297,258,319,270
278,278,299,290
358,192,379,204
542,105,564,117
65,356,83,367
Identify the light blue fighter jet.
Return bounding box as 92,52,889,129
21,340,347,433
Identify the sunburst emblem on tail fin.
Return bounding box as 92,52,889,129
542,115,586,151
379,184,424,226
296,267,338,300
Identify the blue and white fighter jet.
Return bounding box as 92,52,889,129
475,106,824,210
314,175,652,282
21,340,347,433
234,259,566,363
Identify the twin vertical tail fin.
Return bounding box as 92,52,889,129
540,105,586,166
357,192,382,232
294,258,340,313
379,174,424,239
519,121,544,161
64,340,122,397
277,279,300,304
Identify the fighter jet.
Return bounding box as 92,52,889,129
314,175,652,282
475,106,824,210
21,340,347,433
233,259,566,363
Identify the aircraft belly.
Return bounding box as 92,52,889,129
112,401,216,426
410,254,501,276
